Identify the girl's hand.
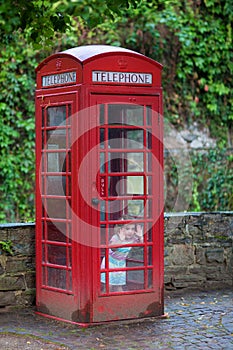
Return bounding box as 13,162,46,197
135,225,143,240
118,228,125,241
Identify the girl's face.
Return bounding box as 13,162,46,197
123,224,135,240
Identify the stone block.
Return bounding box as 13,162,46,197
0,274,26,291
206,248,224,263
171,245,195,265
0,291,16,306
25,271,36,289
196,247,206,265
6,257,35,273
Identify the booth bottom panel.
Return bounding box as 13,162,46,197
92,292,164,323
36,290,79,323
36,289,164,324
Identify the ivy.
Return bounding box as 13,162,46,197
0,1,232,222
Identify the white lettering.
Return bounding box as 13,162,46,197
42,71,77,87
92,71,152,85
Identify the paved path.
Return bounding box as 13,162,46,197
0,289,232,349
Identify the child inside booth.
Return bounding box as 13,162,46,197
101,218,143,292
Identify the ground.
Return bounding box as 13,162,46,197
0,289,232,349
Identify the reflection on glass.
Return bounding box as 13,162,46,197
108,129,144,149
47,220,67,242
47,267,66,289
100,153,105,173
108,104,143,126
47,151,67,172
148,269,153,288
147,176,152,195
100,201,106,221
146,199,153,218
46,130,67,149
128,247,144,264
46,198,68,219
100,104,105,125
108,152,144,172
100,225,106,245
126,270,145,290
48,245,67,265
126,152,144,172
108,176,144,196
126,130,144,149
147,153,152,172
127,200,144,217
146,224,153,242
43,175,68,196
47,106,66,127
147,129,152,149
146,106,152,125
147,246,153,266
100,128,105,148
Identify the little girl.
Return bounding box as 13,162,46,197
101,221,143,292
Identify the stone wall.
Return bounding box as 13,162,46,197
0,223,35,308
164,212,233,290
0,212,232,308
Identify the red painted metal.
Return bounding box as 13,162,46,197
35,45,164,325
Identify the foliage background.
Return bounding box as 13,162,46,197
0,0,232,222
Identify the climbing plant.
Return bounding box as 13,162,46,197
0,0,232,222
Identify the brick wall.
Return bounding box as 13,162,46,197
0,212,232,308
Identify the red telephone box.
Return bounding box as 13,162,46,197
35,45,164,325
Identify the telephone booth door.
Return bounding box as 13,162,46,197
36,92,80,319
90,94,164,322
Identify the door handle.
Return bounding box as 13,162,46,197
92,198,100,205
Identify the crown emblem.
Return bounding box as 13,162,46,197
56,59,62,71
118,58,128,69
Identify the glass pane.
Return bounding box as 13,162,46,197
126,105,144,126
148,199,153,218
47,106,66,127
47,130,66,149
46,198,68,219
147,176,152,195
108,152,144,172
100,128,105,148
126,270,145,291
107,199,145,220
127,247,144,265
47,151,66,172
47,221,67,242
146,106,152,125
126,130,144,149
147,153,152,171
47,267,66,289
148,269,153,289
147,130,152,149
108,104,143,125
146,223,153,242
100,225,107,245
100,153,105,173
126,153,144,172
127,200,144,217
47,245,67,265
100,272,107,293
100,202,106,221
100,104,105,125
108,129,144,149
108,176,144,196
43,175,67,196
147,246,153,266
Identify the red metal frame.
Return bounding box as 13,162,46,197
35,45,163,325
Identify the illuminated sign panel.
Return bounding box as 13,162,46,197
92,71,152,84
